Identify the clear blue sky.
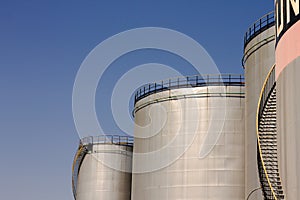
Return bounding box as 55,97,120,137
0,1,273,199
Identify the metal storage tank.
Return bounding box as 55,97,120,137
72,135,133,200
276,0,300,198
131,74,245,200
243,11,276,199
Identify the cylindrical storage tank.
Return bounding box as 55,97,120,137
131,75,245,200
72,135,133,200
243,12,276,199
276,1,300,199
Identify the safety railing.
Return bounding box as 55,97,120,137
80,135,134,146
134,74,244,104
244,11,275,48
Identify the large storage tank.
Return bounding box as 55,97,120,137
131,74,245,200
243,11,276,199
276,0,300,199
72,135,133,200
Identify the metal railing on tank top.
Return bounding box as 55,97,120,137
134,74,244,104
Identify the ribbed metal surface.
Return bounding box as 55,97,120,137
72,136,133,200
132,76,245,200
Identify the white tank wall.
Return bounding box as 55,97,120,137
75,144,133,200
243,26,275,199
277,58,300,199
276,20,300,199
132,85,245,200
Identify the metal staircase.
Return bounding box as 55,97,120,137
72,144,88,200
256,65,284,199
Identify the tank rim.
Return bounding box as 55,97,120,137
134,74,245,104
244,11,275,49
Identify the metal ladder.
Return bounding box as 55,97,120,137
258,87,284,199
256,65,284,199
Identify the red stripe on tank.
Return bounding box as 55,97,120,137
276,20,300,79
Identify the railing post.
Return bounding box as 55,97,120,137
207,75,209,85
187,76,189,86
260,18,262,31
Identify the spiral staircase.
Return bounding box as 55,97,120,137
256,65,284,199
72,144,88,200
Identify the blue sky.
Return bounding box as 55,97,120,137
0,1,274,199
